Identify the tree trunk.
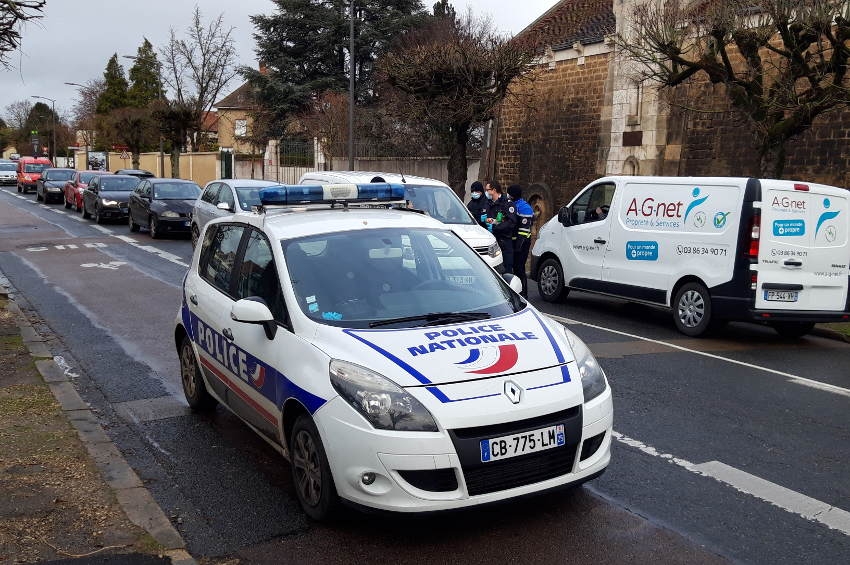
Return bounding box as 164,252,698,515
447,125,470,199
132,152,140,170
758,140,786,179
171,148,180,178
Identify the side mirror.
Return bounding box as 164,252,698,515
231,297,277,340
217,202,233,211
557,206,572,227
502,273,524,294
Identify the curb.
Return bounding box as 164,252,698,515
0,276,197,565
812,325,850,344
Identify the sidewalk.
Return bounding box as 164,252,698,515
0,278,193,564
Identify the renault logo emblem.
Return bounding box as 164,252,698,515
504,380,523,404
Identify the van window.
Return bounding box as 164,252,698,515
572,183,615,224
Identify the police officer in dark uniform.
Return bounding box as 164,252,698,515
484,180,517,273
466,181,488,228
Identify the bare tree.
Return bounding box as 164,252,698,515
161,5,237,152
0,0,46,67
3,99,33,130
378,12,535,196
70,79,105,151
299,91,350,166
617,0,850,178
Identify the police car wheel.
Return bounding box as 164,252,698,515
291,415,338,521
673,282,712,337
772,321,814,338
179,336,217,411
538,257,569,302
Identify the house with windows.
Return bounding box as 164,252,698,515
213,82,256,154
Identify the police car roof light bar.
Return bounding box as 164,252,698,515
258,183,407,209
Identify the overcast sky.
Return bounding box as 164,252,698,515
0,0,556,122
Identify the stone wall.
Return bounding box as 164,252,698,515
493,50,612,220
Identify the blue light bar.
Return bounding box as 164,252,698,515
258,183,406,206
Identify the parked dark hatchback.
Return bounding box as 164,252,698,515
128,178,201,238
114,169,154,178
82,174,139,224
36,168,76,203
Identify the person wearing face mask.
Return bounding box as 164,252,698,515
467,181,488,228
483,180,517,274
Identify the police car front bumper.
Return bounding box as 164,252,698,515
314,387,612,512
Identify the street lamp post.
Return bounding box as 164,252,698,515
31,95,56,163
64,82,90,170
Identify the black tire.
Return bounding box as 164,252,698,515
772,321,815,338
17,184,22,193
36,189,42,202
95,206,104,224
537,257,569,302
64,194,72,209
179,336,217,411
82,202,91,219
129,213,140,232
290,415,338,521
190,224,200,248
149,215,160,239
673,282,713,337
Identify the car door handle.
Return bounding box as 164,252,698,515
189,294,198,305
783,259,803,267
222,328,234,340
594,238,607,244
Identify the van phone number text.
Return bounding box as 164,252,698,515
676,245,727,257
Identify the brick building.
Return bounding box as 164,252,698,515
487,0,850,226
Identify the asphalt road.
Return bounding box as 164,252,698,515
1,186,848,564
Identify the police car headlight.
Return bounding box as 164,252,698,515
564,327,607,402
488,242,501,258
329,359,438,432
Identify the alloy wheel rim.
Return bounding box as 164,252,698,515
180,343,197,398
678,290,705,328
540,265,559,296
292,430,322,506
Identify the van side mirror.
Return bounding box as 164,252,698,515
557,206,572,226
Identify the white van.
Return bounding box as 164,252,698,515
299,171,503,269
532,176,850,337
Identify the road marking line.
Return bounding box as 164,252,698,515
612,431,850,536
114,235,139,243
91,225,113,234
84,242,106,248
548,314,850,397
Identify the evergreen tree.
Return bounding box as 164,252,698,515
432,0,455,20
23,102,59,156
128,39,164,107
96,54,129,114
242,0,427,133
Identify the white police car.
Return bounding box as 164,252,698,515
175,183,612,520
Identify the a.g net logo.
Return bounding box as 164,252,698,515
455,344,519,374
816,198,840,238
684,187,709,223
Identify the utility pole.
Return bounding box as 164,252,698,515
349,0,355,171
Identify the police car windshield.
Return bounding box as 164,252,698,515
283,227,522,328
405,185,475,225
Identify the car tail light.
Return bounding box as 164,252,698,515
747,213,760,259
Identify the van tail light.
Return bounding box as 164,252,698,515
794,183,809,191
747,213,760,259
750,271,758,290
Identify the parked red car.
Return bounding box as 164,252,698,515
64,171,103,212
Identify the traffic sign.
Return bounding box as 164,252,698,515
120,151,130,160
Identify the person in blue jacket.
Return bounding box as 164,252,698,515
508,184,534,297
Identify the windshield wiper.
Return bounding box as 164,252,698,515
369,311,491,328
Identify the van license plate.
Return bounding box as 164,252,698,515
764,290,799,302
480,424,565,462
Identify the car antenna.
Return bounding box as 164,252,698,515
399,163,406,184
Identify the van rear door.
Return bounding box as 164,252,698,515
757,180,849,311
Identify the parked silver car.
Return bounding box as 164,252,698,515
191,179,283,246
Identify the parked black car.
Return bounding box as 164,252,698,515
113,169,155,179
128,178,201,238
82,174,139,224
36,168,76,203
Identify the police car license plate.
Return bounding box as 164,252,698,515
480,424,565,462
764,290,799,302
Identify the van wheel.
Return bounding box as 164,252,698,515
290,415,338,521
537,257,569,302
673,282,712,336
772,322,815,338
179,336,217,411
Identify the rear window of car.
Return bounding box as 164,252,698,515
44,169,75,181
100,177,139,191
